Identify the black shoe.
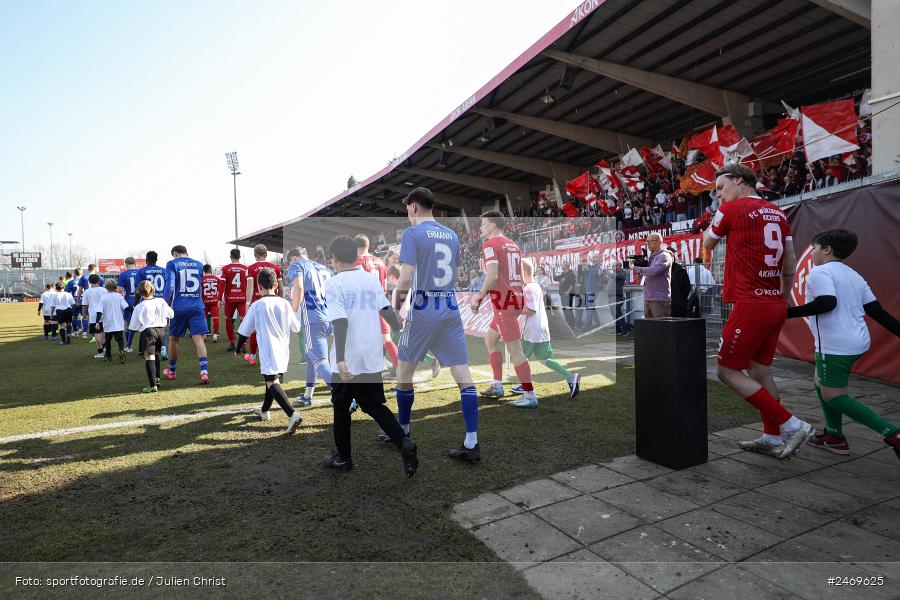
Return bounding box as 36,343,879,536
225,345,235,352
375,429,392,443
448,443,480,464
323,449,353,472
401,436,418,478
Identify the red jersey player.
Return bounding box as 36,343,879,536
354,234,399,372
704,163,813,459
220,248,249,352
469,211,535,406
201,264,224,343
244,244,283,365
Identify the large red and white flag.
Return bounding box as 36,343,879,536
617,165,645,191
595,160,621,198
801,99,859,163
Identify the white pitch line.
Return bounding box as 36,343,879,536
0,408,254,444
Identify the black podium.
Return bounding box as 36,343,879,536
634,317,707,469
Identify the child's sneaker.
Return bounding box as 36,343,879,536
93,352,105,359
252,408,271,421
119,350,126,364
212,334,219,343
142,385,158,393
807,433,850,455
885,431,900,462
199,373,209,385
286,413,302,435
162,368,177,380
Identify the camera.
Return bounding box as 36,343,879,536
627,248,649,268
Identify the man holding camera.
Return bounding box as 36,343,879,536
631,233,672,318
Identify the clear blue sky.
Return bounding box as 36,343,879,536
1,0,577,265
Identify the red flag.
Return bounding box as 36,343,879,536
639,146,663,175
679,160,718,195
750,117,799,166
801,99,859,163
565,171,596,201
561,201,580,217
716,124,742,148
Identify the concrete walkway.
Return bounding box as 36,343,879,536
452,356,900,599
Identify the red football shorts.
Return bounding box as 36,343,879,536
717,301,787,370
490,309,522,342
223,301,247,320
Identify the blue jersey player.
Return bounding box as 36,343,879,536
77,265,98,338
117,256,141,352
137,251,170,358
66,268,83,336
287,246,333,407
162,245,210,384
394,187,481,463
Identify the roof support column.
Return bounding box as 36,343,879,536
871,0,900,172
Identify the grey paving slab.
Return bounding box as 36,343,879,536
471,513,580,567
711,490,832,538
747,537,845,563
706,435,744,456
667,564,799,600
842,502,900,543
498,478,581,510
726,447,824,475
645,470,748,506
867,446,900,465
523,560,659,600
590,525,724,595
830,456,900,490
685,456,793,488
792,521,900,563
655,508,784,562
450,492,523,529
793,444,858,466
755,477,875,516
550,464,636,494
593,481,701,522
598,454,673,480
741,559,897,600
841,421,895,440
799,465,900,502
839,434,895,455
534,495,644,546
549,548,605,563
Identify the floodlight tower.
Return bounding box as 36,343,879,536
47,222,54,269
16,206,26,252
226,152,241,245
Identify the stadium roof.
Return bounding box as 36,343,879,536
234,0,871,250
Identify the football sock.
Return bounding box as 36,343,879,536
249,333,257,355
544,359,572,381
269,383,293,416
383,341,399,368
489,351,503,382
155,356,160,377
125,330,134,347
781,415,803,434
816,385,843,437
59,329,67,344
198,357,208,375
829,394,898,438
464,432,478,449
762,416,781,436
211,314,219,334
396,388,414,428
51,324,59,337
43,324,49,337
145,359,157,387
168,359,177,373
513,361,534,392
304,386,315,399
460,386,478,436
261,386,274,412
744,387,791,430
